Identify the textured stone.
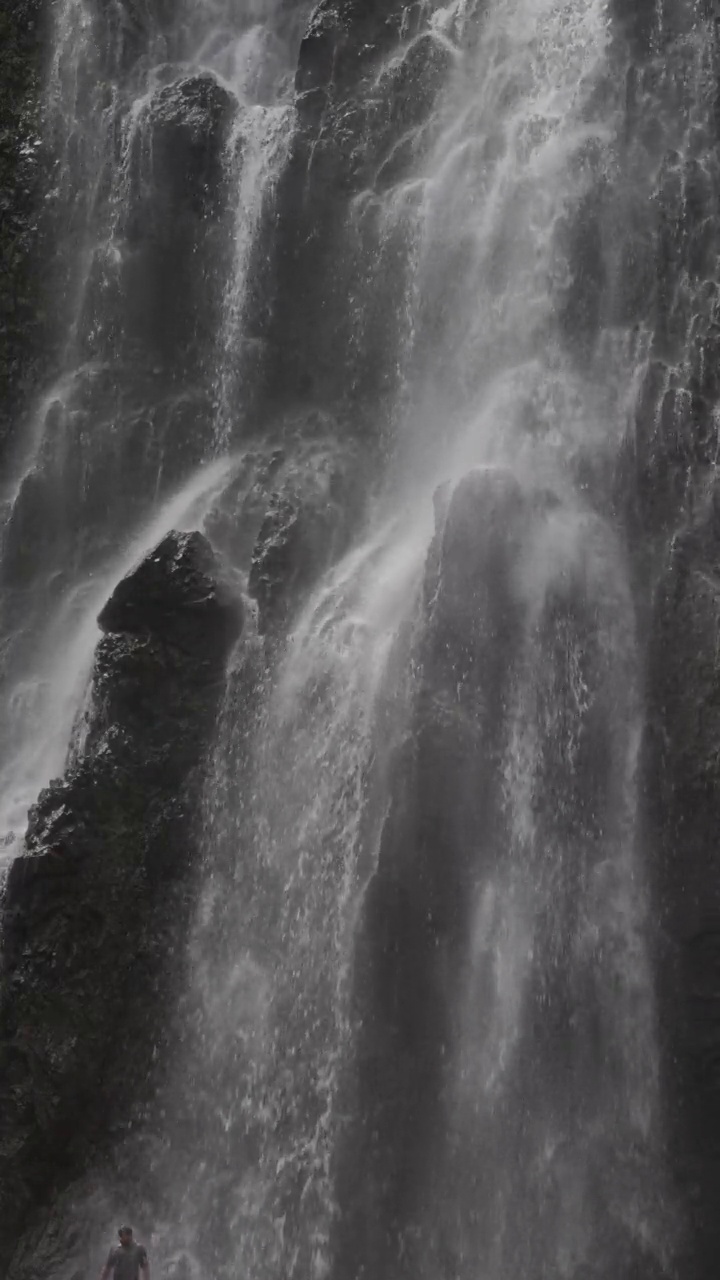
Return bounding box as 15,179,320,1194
248,439,363,631
0,532,242,1273
99,530,242,655
1,384,215,590
264,5,454,417
0,0,46,464
643,491,720,1280
109,74,235,375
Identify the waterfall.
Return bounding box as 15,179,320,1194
6,0,720,1276
0,0,309,869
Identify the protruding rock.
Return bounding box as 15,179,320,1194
140,75,235,219
113,74,236,373
99,530,243,655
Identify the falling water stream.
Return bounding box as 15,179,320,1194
0,0,310,868
5,0,719,1275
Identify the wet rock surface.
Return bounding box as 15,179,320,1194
3,0,720,1276
1,380,215,590
111,73,235,376
247,437,365,631
334,470,531,1276
335,468,651,1280
644,492,720,1280
265,2,454,416
0,0,47,464
0,531,242,1273
98,529,241,656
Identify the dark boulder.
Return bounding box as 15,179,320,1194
98,529,242,656
138,75,235,220
0,531,242,1274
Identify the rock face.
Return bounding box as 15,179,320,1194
0,0,46,463
247,436,365,631
102,73,235,377
643,493,720,1280
0,531,242,1274
3,0,720,1276
333,470,532,1278
613,9,720,1274
265,2,455,417
98,529,241,656
333,469,653,1280
1,381,215,590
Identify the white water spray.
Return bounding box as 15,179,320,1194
0,456,240,872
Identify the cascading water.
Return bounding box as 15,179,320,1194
146,520,425,1280
54,4,676,1274
6,0,720,1276
0,0,309,868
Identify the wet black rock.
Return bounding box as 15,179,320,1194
297,0,426,101
1,383,215,590
140,75,235,219
248,438,365,631
201,445,288,571
98,74,236,375
333,469,632,1280
644,490,720,1280
99,529,242,656
0,531,242,1274
333,468,532,1278
0,0,47,464
264,5,454,416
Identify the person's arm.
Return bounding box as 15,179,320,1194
99,1254,113,1280
140,1248,150,1280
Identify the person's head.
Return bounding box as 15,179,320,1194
118,1227,134,1247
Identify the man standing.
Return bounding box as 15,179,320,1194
100,1225,150,1280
